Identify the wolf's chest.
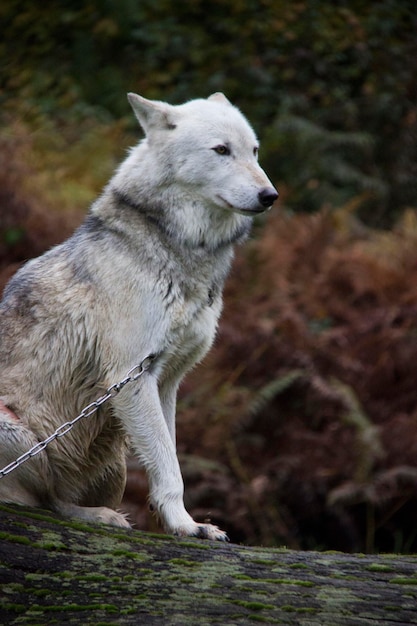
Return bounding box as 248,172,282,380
167,282,220,338
137,278,220,378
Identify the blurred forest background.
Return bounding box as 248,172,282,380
1,0,417,553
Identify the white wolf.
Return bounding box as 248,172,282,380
0,92,278,540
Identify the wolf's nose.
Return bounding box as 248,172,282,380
258,187,279,208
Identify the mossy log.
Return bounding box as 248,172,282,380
1,504,417,625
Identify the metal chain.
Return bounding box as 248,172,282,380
0,354,155,479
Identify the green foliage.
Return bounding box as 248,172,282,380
248,370,303,418
1,0,416,224
262,102,386,213
3,227,24,246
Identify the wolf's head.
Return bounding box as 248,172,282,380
127,92,278,217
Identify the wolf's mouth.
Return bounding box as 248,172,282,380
217,195,234,209
217,195,268,215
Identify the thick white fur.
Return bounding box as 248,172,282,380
0,92,277,540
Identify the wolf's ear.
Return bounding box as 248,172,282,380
207,92,233,106
127,93,177,133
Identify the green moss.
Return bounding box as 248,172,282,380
168,558,200,568
30,603,119,613
239,585,256,593
1,603,26,613
390,577,417,585
0,531,32,545
280,605,317,615
36,530,68,550
13,521,30,529
120,607,141,615
111,549,141,558
366,563,395,573
75,573,108,582
143,531,172,540
33,589,52,597
25,573,48,582
179,540,210,550
2,582,25,592
265,578,314,587
232,600,275,611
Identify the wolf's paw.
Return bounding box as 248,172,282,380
54,501,131,529
93,507,131,528
174,522,229,542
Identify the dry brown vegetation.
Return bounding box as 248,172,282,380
2,130,417,554
169,205,417,553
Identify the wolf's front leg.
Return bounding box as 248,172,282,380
114,378,228,541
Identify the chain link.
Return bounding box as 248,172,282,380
0,354,155,479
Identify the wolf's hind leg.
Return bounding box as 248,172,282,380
0,416,51,507
50,450,131,527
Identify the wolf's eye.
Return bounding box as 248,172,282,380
253,147,259,157
213,145,230,156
